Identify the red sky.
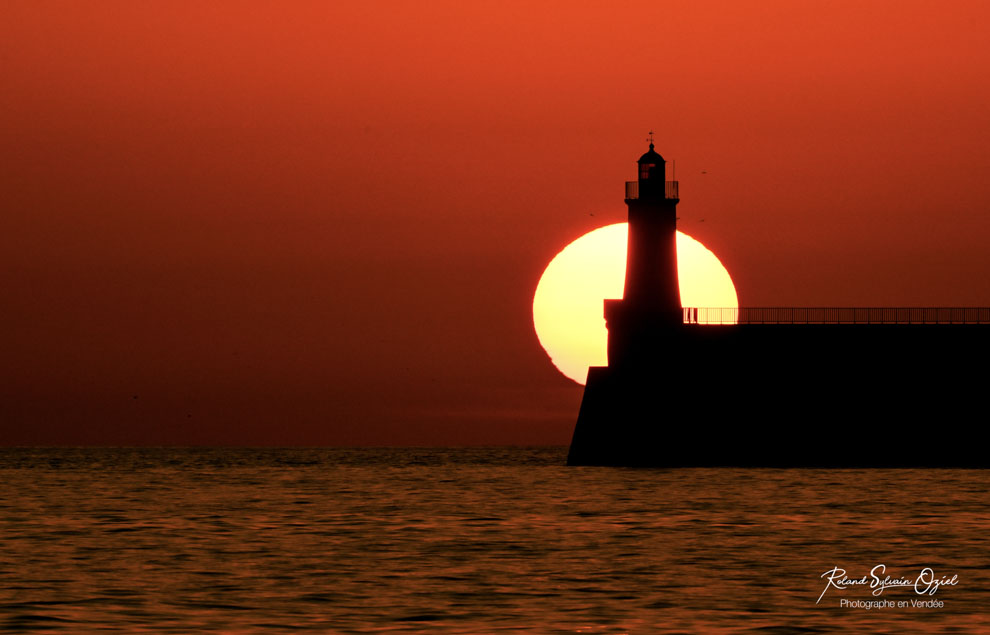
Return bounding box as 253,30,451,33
3,1,990,445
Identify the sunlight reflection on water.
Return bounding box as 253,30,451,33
1,448,987,633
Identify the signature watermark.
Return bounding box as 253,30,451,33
817,565,958,607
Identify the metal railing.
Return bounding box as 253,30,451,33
624,180,679,200
682,307,990,325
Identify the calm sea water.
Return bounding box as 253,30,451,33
0,447,987,633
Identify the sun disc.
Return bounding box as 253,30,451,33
532,223,738,385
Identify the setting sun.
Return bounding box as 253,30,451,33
533,223,738,384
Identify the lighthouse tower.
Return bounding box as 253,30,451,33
566,141,685,466
604,142,682,367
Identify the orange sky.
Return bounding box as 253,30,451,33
3,1,990,444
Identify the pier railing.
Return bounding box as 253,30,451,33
625,180,679,200
682,307,990,325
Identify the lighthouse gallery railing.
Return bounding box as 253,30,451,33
625,180,679,200
682,307,990,325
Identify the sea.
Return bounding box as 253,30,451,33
0,447,987,633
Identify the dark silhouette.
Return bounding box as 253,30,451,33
567,143,990,468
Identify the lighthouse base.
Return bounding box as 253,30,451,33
567,324,990,468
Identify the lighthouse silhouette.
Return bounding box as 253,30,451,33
567,140,690,467
604,141,682,368
565,140,990,468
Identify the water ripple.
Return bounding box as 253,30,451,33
0,448,987,633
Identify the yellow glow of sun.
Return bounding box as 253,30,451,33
532,223,738,385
